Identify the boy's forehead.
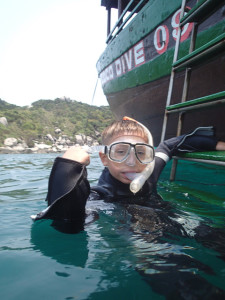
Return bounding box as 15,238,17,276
108,134,148,145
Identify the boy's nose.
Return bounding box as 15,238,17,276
125,148,137,166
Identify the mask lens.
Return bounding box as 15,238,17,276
107,142,154,164
135,144,154,163
109,143,130,162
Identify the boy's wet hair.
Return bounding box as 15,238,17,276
101,120,148,145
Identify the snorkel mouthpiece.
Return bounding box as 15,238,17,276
123,116,155,194
129,160,155,194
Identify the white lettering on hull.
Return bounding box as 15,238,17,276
100,7,193,86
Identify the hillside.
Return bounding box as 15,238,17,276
0,98,115,147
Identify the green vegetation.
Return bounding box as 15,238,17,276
0,98,115,146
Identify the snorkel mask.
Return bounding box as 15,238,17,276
122,116,155,194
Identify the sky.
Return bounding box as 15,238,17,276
0,0,114,107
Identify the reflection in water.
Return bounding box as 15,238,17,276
30,209,155,299
30,199,225,299
31,220,89,267
1,153,225,299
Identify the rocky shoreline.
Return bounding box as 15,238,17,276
0,132,100,154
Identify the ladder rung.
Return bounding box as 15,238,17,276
180,0,225,26
173,33,225,70
166,91,225,112
173,151,225,167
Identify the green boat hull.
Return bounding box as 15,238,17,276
97,0,225,145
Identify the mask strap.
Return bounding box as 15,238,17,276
123,116,153,145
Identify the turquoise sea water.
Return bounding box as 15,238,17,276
0,153,225,299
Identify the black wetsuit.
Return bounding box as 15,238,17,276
32,127,225,299
34,126,218,223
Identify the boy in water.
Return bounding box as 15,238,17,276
32,117,225,224
31,117,225,299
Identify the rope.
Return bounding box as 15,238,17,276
84,77,99,139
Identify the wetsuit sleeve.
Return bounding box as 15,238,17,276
33,157,90,222
151,126,218,184
150,141,176,184
163,126,218,156
155,126,217,160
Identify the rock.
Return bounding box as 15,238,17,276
0,117,8,126
12,145,27,152
55,128,61,134
58,138,67,145
18,141,28,149
93,141,100,146
4,138,18,147
0,133,99,154
75,134,84,145
56,144,69,152
86,136,93,146
51,146,58,152
11,142,27,151
45,134,55,142
34,143,51,150
0,146,13,154
56,144,64,151
66,139,73,146
30,146,39,153
95,130,101,138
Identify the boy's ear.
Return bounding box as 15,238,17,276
99,152,108,166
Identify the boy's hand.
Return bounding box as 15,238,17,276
62,146,90,165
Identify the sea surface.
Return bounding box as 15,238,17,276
0,153,225,300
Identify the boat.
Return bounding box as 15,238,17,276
96,0,225,146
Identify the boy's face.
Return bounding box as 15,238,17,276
99,135,147,184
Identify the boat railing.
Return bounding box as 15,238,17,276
106,0,147,44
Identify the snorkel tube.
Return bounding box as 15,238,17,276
123,117,155,194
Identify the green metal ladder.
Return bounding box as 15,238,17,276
160,0,225,180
